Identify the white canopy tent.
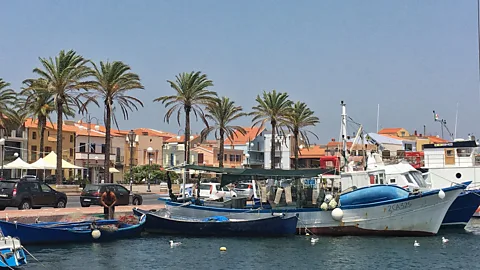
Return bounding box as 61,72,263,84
109,168,120,173
30,158,56,170
4,157,32,169
43,151,83,169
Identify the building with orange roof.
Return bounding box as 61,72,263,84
290,145,325,168
378,128,410,137
224,127,266,168
163,134,202,167
191,143,244,168
0,121,28,179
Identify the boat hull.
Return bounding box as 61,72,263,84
441,189,480,227
165,184,466,236
133,208,298,236
0,215,146,245
0,237,27,268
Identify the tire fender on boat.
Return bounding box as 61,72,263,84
438,189,445,199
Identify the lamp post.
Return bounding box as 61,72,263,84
245,141,254,168
245,153,250,168
94,156,99,183
78,114,100,183
147,147,153,192
127,130,135,192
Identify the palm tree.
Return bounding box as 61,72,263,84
0,78,17,128
200,97,247,168
19,78,75,159
89,61,144,183
282,101,319,170
30,50,93,184
251,90,292,169
154,71,216,165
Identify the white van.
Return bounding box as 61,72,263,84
199,183,237,200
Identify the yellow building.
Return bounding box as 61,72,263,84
378,128,410,137
25,119,76,178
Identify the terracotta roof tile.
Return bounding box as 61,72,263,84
427,136,448,143
326,141,353,148
133,128,176,139
166,134,200,143
293,145,325,158
225,127,265,145
378,128,403,134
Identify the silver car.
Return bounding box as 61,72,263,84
234,182,257,200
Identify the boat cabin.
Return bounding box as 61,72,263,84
423,140,480,168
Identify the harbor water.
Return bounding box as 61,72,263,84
23,219,480,270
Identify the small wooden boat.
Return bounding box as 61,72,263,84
133,208,298,237
0,236,27,268
0,215,146,245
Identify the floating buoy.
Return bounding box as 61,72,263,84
328,199,337,210
220,247,227,251
320,202,328,211
306,232,310,236
438,190,445,199
92,229,101,239
331,208,344,221
324,194,333,203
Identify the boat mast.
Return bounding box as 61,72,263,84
376,104,380,132
341,101,348,170
454,102,459,139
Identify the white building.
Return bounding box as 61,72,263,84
263,133,291,170
224,127,265,168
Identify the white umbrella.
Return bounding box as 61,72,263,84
30,158,56,170
4,157,32,169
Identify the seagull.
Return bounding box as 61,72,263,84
311,237,319,243
169,240,182,247
442,237,449,244
414,240,420,247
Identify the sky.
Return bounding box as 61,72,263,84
1,0,479,143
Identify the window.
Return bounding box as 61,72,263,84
142,132,148,136
404,174,414,184
401,131,406,137
69,148,73,156
90,143,96,153
457,148,472,157
45,146,52,153
32,132,37,139
224,154,227,161
101,144,106,154
31,145,37,161
229,155,234,161
357,150,364,157
235,155,241,162
217,154,221,161
40,183,52,193
115,185,129,194
70,135,74,143
198,153,204,164
390,178,396,184
446,150,454,157
79,143,86,152
404,144,413,151
116,147,121,162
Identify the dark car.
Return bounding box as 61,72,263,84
80,184,143,207
0,179,68,210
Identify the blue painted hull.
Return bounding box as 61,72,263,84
0,215,146,245
0,239,27,268
133,208,298,236
442,189,480,227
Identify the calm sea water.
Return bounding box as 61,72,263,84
23,219,480,270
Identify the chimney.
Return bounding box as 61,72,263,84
414,130,417,136
331,138,335,142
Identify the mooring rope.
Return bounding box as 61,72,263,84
21,246,47,269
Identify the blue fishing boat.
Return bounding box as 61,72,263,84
133,208,298,236
0,236,27,268
0,215,146,245
442,189,480,227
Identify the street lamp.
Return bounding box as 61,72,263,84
0,138,5,178
147,146,153,192
78,114,100,183
245,141,254,168
245,153,250,168
127,130,135,192
94,156,99,183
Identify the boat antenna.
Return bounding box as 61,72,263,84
477,0,480,109
433,110,454,140
376,104,380,132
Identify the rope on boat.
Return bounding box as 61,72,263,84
0,254,14,270
22,246,48,269
429,172,480,198
296,217,318,237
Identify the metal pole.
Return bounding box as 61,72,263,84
147,154,151,192
86,116,91,184
129,136,134,192
1,144,4,178
182,161,186,199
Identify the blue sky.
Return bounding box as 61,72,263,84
1,0,479,142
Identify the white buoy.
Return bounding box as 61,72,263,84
220,247,227,251
328,199,337,210
414,240,420,247
324,194,333,203
331,208,344,221
305,232,310,236
438,190,445,199
91,229,101,239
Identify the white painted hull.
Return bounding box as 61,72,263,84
166,187,464,236
426,167,480,190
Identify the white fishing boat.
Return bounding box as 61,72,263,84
163,101,467,236
0,236,27,268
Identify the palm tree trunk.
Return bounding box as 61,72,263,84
270,121,276,169
38,116,46,158
38,115,46,180
104,103,112,183
56,105,63,185
294,130,299,170
184,106,191,165
219,129,225,168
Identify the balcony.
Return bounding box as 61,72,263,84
75,152,116,162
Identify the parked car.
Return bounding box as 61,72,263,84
44,175,66,184
234,182,259,200
80,184,143,207
199,183,237,201
0,179,68,210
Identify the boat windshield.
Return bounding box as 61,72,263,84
410,171,428,188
